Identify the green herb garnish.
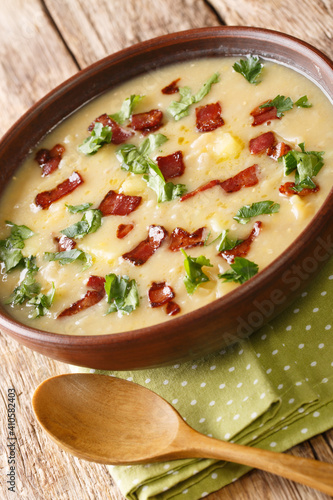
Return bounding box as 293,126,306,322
110,94,144,124
219,257,259,284
61,209,103,239
233,55,263,85
143,163,187,203
233,201,280,225
78,122,112,155
259,95,294,117
44,249,92,270
26,283,55,319
117,133,168,174
0,221,34,272
279,142,324,190
65,202,93,213
105,273,139,315
167,73,220,121
181,249,213,295
216,229,243,252
294,95,312,108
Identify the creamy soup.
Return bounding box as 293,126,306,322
0,57,332,335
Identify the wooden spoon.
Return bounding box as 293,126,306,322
32,373,333,495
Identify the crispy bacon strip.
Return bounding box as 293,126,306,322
98,190,142,216
251,104,279,126
161,78,180,94
267,142,291,160
35,144,65,176
86,275,106,292
35,171,83,210
148,281,175,307
156,150,185,180
169,227,206,251
122,225,168,266
58,275,105,317
249,132,275,154
88,113,133,144
220,221,262,264
129,109,163,135
117,223,134,239
54,235,76,252
166,301,181,316
180,166,259,202
196,102,224,132
279,182,320,196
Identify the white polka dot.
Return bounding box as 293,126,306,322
243,396,249,402
284,365,290,371
127,377,133,381
174,364,180,368
286,325,292,331
313,307,319,312
325,324,331,330
237,382,243,388
272,349,278,355
192,364,197,370
182,488,188,494
172,399,178,404
199,418,205,423
253,379,258,385
289,398,295,404
219,383,225,389
145,378,151,383
260,393,266,399
246,364,251,370
227,400,233,405
261,334,267,340
266,368,272,374
201,492,208,497
318,343,325,349
163,379,169,385
209,401,215,406
313,411,320,417
278,384,283,390
298,408,305,413
294,308,299,313
239,349,244,355
322,378,328,383
252,435,258,440
305,325,311,330
251,412,257,419
224,433,231,439
181,381,188,386
310,361,317,367
321,291,327,296
233,414,240,420
210,365,216,371
211,473,218,479
200,382,206,388
190,400,197,405
216,416,222,422
132,479,140,485
298,343,304,349
207,433,213,437
301,428,308,434
164,464,170,469
229,366,235,372
256,353,261,358
270,442,277,447
329,275,333,280
295,381,302,386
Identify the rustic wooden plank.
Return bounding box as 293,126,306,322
43,0,221,67
208,0,333,59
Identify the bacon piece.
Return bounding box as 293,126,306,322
122,225,168,266
35,144,65,176
161,78,180,94
180,166,259,202
98,190,142,216
117,223,134,239
88,113,133,144
279,182,320,196
129,109,163,135
58,290,104,317
35,171,83,210
220,221,262,264
251,104,279,126
169,227,206,251
166,301,181,316
267,142,291,160
249,132,275,155
220,165,259,193
86,275,106,292
195,102,224,132
148,281,175,307
156,151,185,180
54,235,76,252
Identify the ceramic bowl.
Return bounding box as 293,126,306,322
0,26,332,370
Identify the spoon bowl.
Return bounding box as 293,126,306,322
32,373,333,495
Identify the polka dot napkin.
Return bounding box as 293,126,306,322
74,256,333,499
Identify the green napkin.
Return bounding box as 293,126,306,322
74,256,333,499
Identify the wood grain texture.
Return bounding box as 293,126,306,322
209,0,333,59
0,0,332,499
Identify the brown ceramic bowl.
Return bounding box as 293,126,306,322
0,26,332,370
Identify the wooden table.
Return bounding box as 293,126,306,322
1,1,332,499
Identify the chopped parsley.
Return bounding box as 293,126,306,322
181,249,213,295
143,163,187,203
0,221,34,272
219,257,259,284
233,201,280,225
167,73,220,121
65,202,93,213
61,209,103,239
279,142,324,191
78,122,112,155
44,249,92,270
216,229,243,252
295,95,312,108
259,95,293,117
110,94,144,124
233,55,263,85
105,273,139,315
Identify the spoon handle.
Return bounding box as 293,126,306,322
177,428,333,496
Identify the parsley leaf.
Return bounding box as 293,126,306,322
105,273,139,315
233,200,280,225
143,162,187,202
233,55,263,85
78,122,112,155
279,143,324,189
44,249,92,270
61,209,103,239
110,94,144,124
116,133,168,174
295,95,312,108
181,249,213,295
219,257,259,284
167,73,220,121
259,95,294,117
0,221,34,271
27,282,55,319
216,229,243,252
65,202,93,213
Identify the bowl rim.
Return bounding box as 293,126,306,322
0,25,332,348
